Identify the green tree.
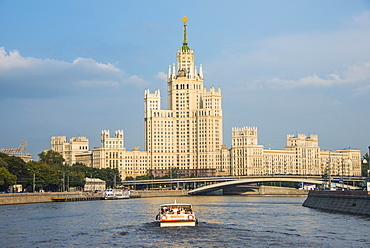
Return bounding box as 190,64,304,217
97,168,121,188
169,167,181,178
67,163,90,188
38,150,65,166
26,161,61,191
362,153,369,177
0,153,30,187
0,157,8,168
136,174,151,180
0,167,17,191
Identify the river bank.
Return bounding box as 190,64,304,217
302,190,370,216
0,190,191,205
0,192,87,205
0,186,308,205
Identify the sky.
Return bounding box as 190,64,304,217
1,0,370,159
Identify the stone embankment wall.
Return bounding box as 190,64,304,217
0,190,190,205
134,190,190,198
257,186,307,196
223,185,308,196
0,192,85,205
1,188,307,206
302,190,370,216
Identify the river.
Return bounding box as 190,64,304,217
0,196,369,247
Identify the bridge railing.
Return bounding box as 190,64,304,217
120,175,325,185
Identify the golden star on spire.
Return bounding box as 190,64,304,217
182,16,188,24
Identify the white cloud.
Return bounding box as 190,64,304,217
154,71,167,81
123,75,150,86
72,57,120,72
0,48,33,70
0,47,149,98
77,80,120,88
342,61,370,82
265,61,370,91
351,10,370,28
207,11,370,94
353,84,370,96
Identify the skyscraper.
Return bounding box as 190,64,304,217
144,16,223,177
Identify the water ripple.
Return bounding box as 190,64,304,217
0,196,368,247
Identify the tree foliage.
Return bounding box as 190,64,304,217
0,151,122,192
124,167,184,181
136,174,152,180
38,150,65,166
362,153,369,177
0,167,17,191
0,153,29,187
27,161,61,191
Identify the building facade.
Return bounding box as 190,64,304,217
84,177,106,192
143,16,223,177
231,127,264,176
92,130,149,179
50,17,362,179
51,136,90,165
92,130,125,171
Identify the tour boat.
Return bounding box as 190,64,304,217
101,189,130,200
156,200,197,227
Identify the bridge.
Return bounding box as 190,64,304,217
122,175,322,186
187,177,324,195
121,175,363,193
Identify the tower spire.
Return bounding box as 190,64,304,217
181,16,190,52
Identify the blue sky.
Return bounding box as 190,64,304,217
1,0,370,158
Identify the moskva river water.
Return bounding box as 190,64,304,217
1,196,369,247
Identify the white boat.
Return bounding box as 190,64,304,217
101,189,130,200
156,200,197,227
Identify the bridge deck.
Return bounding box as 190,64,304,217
187,177,359,195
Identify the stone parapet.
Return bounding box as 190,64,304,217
223,185,308,196
306,190,369,196
0,191,189,205
134,190,190,198
303,191,370,216
0,192,86,205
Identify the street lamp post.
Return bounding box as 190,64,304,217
176,172,180,189
327,152,331,190
58,170,66,192
66,172,69,192
346,159,351,189
114,173,116,188
62,171,65,192
366,146,370,191
28,169,36,193
170,167,172,190
90,172,95,192
109,172,117,189
151,173,154,190
86,171,94,192
33,171,35,193
368,146,370,178
341,155,344,190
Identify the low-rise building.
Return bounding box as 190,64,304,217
84,177,106,192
